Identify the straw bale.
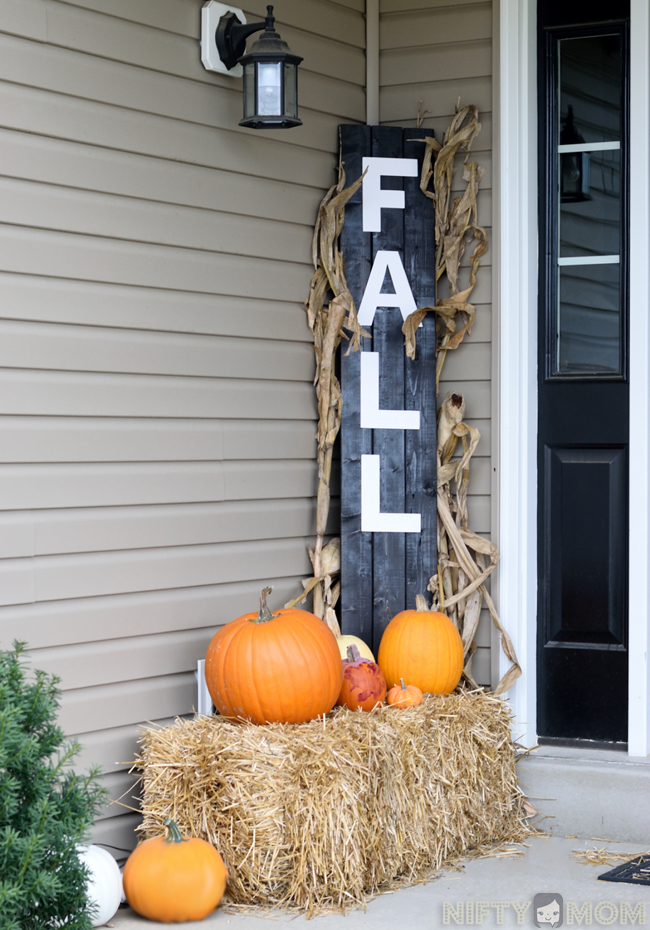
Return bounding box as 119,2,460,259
135,691,526,916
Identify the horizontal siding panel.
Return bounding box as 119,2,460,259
73,719,177,773
0,418,316,463
32,629,216,691
0,370,316,419
0,537,313,607
0,0,46,40
0,460,316,510
0,226,310,302
91,812,140,854
223,420,316,461
380,4,492,49
0,498,324,557
0,82,339,187
466,495,490,534
380,77,492,123
0,178,314,264
54,0,365,35
438,378,491,418
467,418,491,456
242,0,365,48
1,578,306,650
381,39,491,87
97,770,142,823
59,672,197,734
0,320,314,382
0,129,323,226
0,462,222,510
464,304,492,344
472,647,491,687
0,417,226,463
0,274,311,342
381,0,481,10
440,341,491,381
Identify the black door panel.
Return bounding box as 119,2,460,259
537,3,629,743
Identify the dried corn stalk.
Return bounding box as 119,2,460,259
404,102,521,695
290,159,368,629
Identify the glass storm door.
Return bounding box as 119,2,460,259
537,3,629,744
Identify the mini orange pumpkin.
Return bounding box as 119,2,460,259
387,678,423,708
205,587,343,725
378,594,464,694
336,645,387,712
123,818,228,923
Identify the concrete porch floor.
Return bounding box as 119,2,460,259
110,836,650,929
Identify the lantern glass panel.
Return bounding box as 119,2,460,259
243,62,255,119
284,62,297,118
257,62,282,116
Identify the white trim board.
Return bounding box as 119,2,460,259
496,0,650,756
496,0,538,749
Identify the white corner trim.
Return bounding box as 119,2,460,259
628,0,650,757
366,0,379,125
496,0,538,748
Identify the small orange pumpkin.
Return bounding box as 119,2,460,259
378,594,464,694
123,818,228,923
336,645,387,712
387,678,423,708
205,587,343,725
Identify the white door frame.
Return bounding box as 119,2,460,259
495,0,650,756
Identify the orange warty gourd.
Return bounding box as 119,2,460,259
387,678,423,708
204,587,343,725
336,645,387,712
123,818,228,923
378,595,464,694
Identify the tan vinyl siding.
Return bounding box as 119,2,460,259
379,0,494,686
0,0,364,851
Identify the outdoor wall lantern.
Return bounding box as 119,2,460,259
560,104,591,203
201,2,302,129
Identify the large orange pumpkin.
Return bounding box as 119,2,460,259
378,595,464,694
123,818,228,923
205,587,343,725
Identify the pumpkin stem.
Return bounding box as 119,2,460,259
415,594,429,612
400,678,407,691
346,645,361,662
163,818,187,844
251,586,278,624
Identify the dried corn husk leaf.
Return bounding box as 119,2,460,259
301,161,367,620
408,103,521,696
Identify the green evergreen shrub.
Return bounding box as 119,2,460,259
0,642,106,929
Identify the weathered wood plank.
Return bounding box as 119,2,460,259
404,127,437,610
340,123,373,647
371,125,407,651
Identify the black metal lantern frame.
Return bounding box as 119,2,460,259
216,5,302,129
560,104,591,203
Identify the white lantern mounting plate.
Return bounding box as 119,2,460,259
201,1,246,77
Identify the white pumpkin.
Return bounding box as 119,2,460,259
77,845,123,927
337,635,375,663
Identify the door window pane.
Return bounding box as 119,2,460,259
554,33,623,375
558,262,620,373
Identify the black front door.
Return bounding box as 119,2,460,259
537,2,630,744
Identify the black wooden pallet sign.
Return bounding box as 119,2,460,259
339,125,437,654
